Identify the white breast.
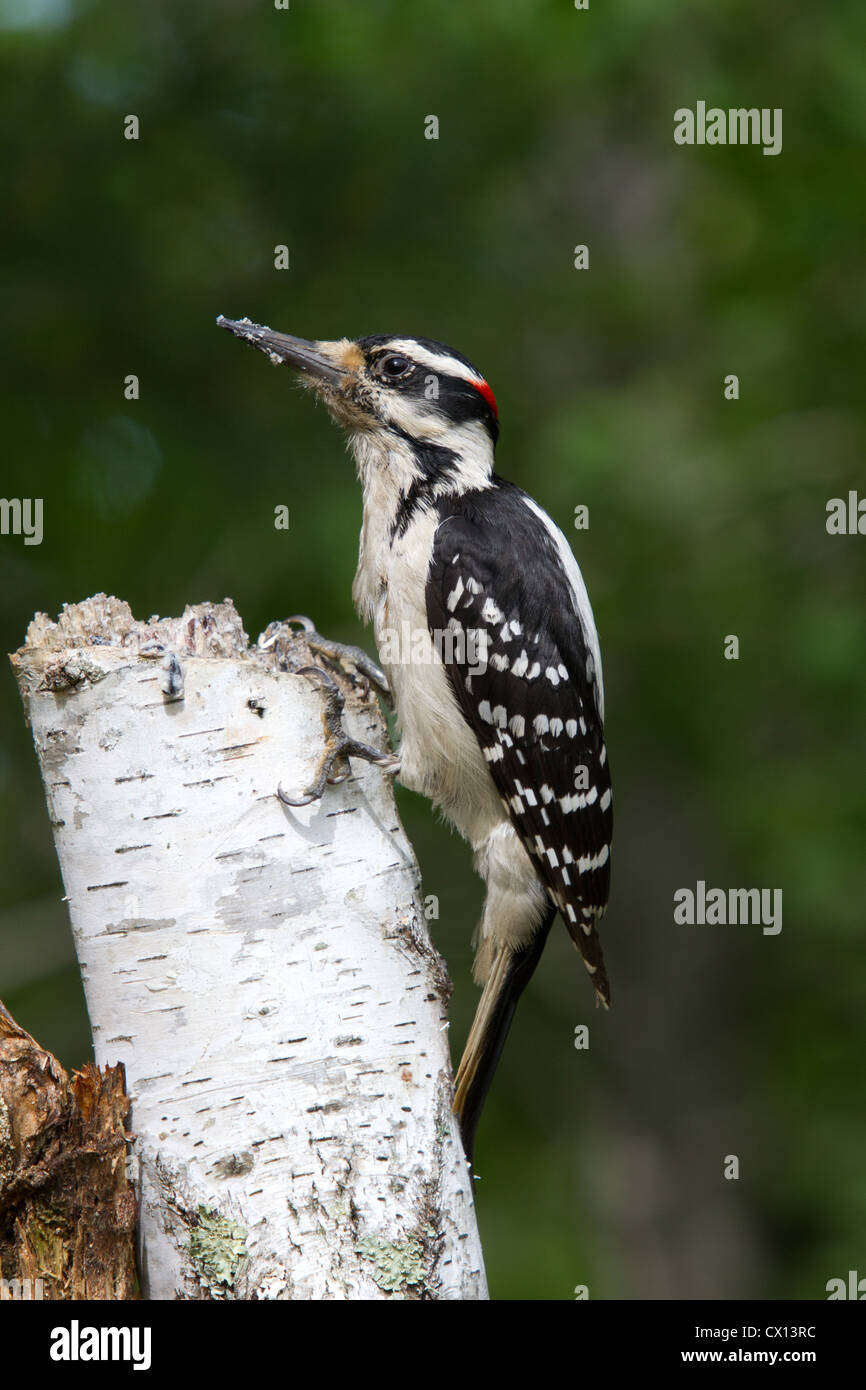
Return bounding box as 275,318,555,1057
353,492,501,849
392,509,506,841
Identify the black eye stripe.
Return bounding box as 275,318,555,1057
356,334,499,446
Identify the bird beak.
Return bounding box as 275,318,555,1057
216,316,346,385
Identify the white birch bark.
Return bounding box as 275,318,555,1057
9,594,487,1301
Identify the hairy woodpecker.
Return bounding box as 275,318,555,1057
218,316,613,1164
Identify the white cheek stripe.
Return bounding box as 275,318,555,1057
380,339,486,386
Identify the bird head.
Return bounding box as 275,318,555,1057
217,316,499,501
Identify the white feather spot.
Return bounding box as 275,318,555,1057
482,597,504,624
577,843,609,874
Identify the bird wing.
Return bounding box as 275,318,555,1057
426,481,612,999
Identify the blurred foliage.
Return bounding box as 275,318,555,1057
1,0,864,1299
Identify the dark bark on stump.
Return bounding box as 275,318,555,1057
0,1000,136,1300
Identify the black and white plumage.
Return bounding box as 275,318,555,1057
217,315,613,1164
428,482,612,969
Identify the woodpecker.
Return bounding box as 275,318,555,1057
218,316,613,1165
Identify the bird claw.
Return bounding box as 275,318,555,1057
284,615,393,708
277,665,400,807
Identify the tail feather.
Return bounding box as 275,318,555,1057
453,908,555,1166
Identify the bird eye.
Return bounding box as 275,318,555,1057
377,354,412,379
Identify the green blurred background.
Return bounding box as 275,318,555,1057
1,0,864,1299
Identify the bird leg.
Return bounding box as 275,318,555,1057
279,615,393,709
258,616,397,805
277,666,400,807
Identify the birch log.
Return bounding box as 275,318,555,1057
10,594,487,1300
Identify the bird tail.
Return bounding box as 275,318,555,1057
452,907,555,1167
561,906,611,1010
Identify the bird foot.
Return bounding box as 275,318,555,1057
274,615,393,708
277,666,400,807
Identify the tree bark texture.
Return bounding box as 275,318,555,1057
9,594,487,1300
0,1000,136,1300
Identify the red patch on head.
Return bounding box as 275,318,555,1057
471,377,498,418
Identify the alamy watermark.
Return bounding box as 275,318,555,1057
50,1321,151,1370
826,491,866,535
1,1277,44,1300
826,1270,866,1299
0,497,42,545
378,621,488,676
674,880,782,935
674,102,782,157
